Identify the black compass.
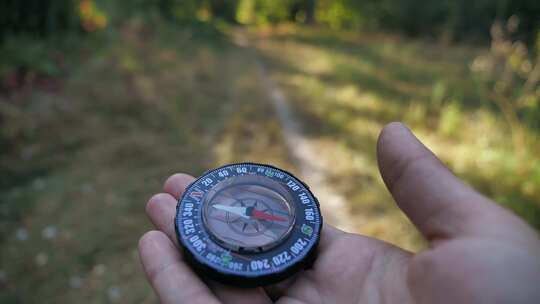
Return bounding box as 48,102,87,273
175,163,322,287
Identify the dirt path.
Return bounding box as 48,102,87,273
231,29,355,231
253,54,356,232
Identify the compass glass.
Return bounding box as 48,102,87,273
202,175,295,252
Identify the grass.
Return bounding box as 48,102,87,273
1,21,539,302
253,25,540,249
0,20,290,303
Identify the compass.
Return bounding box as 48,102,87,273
175,163,322,287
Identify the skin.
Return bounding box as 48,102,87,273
138,122,540,304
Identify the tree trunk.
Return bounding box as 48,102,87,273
304,0,316,24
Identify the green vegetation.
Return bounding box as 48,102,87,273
0,19,292,302
1,1,539,302
253,25,540,246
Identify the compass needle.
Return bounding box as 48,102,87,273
212,204,250,219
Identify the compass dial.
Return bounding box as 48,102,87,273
203,175,296,252
175,163,322,287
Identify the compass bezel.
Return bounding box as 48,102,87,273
175,163,323,287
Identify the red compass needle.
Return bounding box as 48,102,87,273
213,204,288,222
250,209,287,222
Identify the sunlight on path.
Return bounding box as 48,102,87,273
232,29,357,232
255,60,356,232
247,29,427,250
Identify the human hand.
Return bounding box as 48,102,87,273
138,122,540,304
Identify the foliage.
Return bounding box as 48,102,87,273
0,19,295,302
0,0,112,39
237,0,290,24
0,0,79,41
237,0,540,43
315,0,365,29
0,37,60,78
256,26,540,231
2,1,538,44
1,3,539,301
0,0,110,91
236,0,315,25
78,0,107,32
471,16,540,147
438,102,462,137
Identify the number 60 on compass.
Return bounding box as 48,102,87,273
175,163,323,287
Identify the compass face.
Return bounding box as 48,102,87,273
175,163,322,286
202,175,296,252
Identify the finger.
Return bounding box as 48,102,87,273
146,173,196,245
164,173,196,199
208,281,272,304
138,230,220,304
152,173,272,303
146,193,179,245
263,276,298,301
376,122,506,241
319,224,345,250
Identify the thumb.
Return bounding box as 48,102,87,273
376,122,533,243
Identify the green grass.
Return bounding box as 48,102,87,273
253,25,540,249
0,21,290,303
1,22,539,302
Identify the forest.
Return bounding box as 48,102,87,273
1,1,539,303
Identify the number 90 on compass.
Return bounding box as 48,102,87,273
175,163,323,287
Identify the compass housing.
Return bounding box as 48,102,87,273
175,163,323,287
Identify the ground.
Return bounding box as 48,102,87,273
1,22,539,303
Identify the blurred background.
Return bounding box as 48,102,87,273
1,0,539,302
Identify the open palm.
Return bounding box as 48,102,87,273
138,123,540,304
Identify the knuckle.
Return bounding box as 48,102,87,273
146,193,171,213
138,230,162,250
165,173,193,187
